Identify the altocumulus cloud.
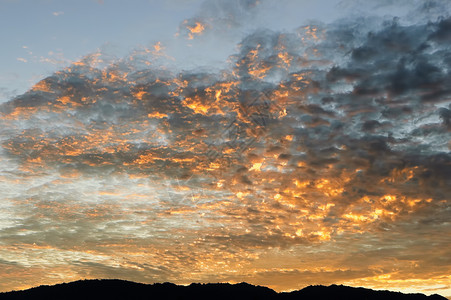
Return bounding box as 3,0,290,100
0,2,450,295
177,0,262,39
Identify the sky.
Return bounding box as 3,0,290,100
0,0,450,297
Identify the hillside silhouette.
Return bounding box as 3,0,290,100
0,280,447,300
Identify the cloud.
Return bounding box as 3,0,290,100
0,6,450,294
177,0,263,39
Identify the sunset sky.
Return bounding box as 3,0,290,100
1,0,450,297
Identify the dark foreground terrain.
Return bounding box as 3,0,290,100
0,280,447,300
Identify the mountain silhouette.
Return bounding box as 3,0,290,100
0,280,447,300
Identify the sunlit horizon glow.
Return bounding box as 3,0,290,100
0,0,450,298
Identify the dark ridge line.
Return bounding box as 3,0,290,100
0,279,447,300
